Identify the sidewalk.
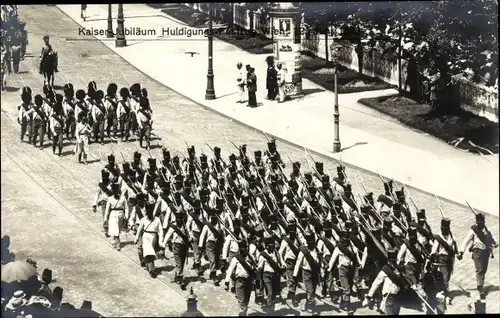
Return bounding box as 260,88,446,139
57,4,499,216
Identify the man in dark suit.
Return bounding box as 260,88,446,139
247,67,257,108
266,56,277,100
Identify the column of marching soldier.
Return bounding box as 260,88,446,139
88,135,498,316
15,82,498,316
16,82,154,161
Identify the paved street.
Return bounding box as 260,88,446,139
55,3,499,216
1,5,499,316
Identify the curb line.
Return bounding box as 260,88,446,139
55,5,494,218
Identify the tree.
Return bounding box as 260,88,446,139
422,0,498,113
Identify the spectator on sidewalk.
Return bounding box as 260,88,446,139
265,56,277,100
247,67,257,108
276,63,286,103
236,62,245,104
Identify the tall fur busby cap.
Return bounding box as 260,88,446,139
141,88,148,98
267,139,276,151
417,209,426,220
76,89,86,100
63,83,74,98
21,92,32,104
119,87,130,98
95,90,104,100
55,93,64,104
107,83,118,96
88,81,97,92
34,94,43,106
22,86,32,96
130,83,141,96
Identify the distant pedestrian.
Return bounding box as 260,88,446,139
276,63,286,103
247,67,257,108
1,46,9,91
236,62,245,103
81,4,87,21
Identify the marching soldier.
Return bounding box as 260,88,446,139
105,154,121,176
137,97,152,149
422,255,447,314
186,199,205,276
50,95,65,156
117,87,132,141
278,217,300,306
91,90,106,145
431,218,459,303
75,113,91,164
199,213,224,285
129,83,142,135
74,89,88,124
224,218,246,272
327,231,361,315
317,220,337,300
24,94,46,149
397,227,424,286
458,213,498,298
62,83,76,140
363,249,405,315
104,183,129,250
85,81,97,137
105,83,119,138
18,87,32,142
294,232,322,313
42,85,55,141
135,203,164,278
94,170,112,236
224,240,256,316
258,232,283,312
162,210,189,288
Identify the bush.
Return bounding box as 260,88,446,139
300,53,395,93
358,95,499,154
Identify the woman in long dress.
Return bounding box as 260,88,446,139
134,203,164,278
104,183,129,250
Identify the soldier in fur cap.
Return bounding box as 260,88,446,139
18,87,33,142
24,94,47,149
137,96,152,149
50,94,65,156
85,81,97,130
117,87,132,141
91,89,106,144
74,89,88,125
105,83,119,138
62,83,76,140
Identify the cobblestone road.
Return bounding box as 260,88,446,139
1,5,498,316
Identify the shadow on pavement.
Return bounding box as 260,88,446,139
302,88,325,96
341,141,368,152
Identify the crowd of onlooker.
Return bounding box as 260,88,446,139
1,5,28,91
1,235,102,318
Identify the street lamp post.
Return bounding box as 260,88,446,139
115,4,127,47
330,43,342,153
205,3,216,100
106,4,114,38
